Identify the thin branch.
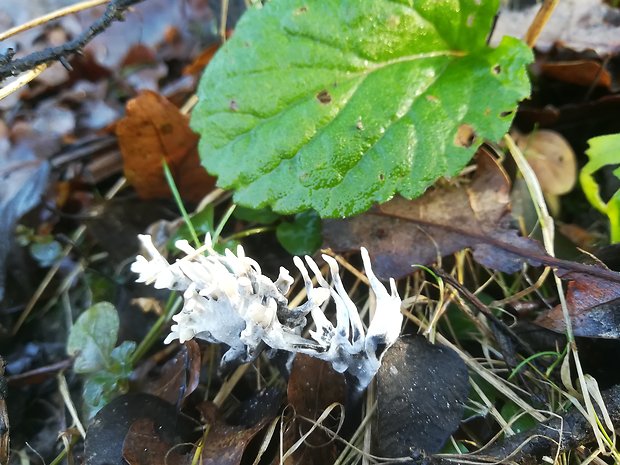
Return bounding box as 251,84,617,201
0,0,145,82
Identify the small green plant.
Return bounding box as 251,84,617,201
191,0,532,217
67,302,135,418
580,134,620,243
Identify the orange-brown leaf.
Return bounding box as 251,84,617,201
117,90,215,203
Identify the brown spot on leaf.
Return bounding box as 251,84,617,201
316,89,332,104
229,99,238,111
493,64,501,74
454,123,476,148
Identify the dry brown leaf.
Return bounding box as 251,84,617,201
324,149,546,280
535,270,620,339
117,90,216,203
123,418,190,465
283,354,347,465
196,401,274,465
491,0,620,56
540,60,612,90
142,341,202,405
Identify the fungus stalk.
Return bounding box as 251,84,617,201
131,234,402,389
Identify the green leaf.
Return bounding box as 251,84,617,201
110,341,136,375
191,0,532,217
67,302,119,373
169,205,215,250
234,205,281,225
580,134,620,243
276,210,322,255
500,401,537,435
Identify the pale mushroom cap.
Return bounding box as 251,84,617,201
516,129,577,195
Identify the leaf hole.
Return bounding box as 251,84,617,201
499,110,513,118
294,6,308,14
316,90,332,104
229,100,238,111
454,124,476,148
379,173,385,181
493,65,501,74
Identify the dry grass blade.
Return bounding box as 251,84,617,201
505,134,613,456
0,64,47,100
0,0,110,42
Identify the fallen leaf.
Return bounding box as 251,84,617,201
491,0,620,56
85,393,197,465
196,396,278,465
540,60,612,90
0,145,50,300
117,90,216,203
373,336,470,457
535,269,620,339
183,39,227,76
123,418,190,465
324,149,546,279
142,341,202,405
284,354,347,465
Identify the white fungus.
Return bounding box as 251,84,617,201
131,234,402,388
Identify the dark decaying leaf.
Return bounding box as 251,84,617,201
374,336,469,458
284,354,347,465
324,149,546,280
196,396,278,465
123,418,190,465
85,393,196,465
117,90,216,203
0,148,50,300
141,341,201,405
535,270,620,339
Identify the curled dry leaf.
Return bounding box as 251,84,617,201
324,148,546,280
141,340,201,405
540,61,612,90
535,269,620,339
117,90,216,203
513,129,577,195
196,398,278,465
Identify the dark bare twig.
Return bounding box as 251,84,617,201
0,0,145,82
